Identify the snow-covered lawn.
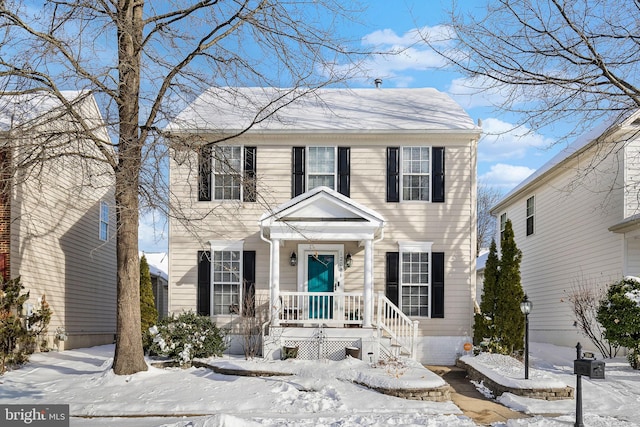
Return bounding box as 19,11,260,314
0,342,638,426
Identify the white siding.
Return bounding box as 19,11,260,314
169,132,477,342
494,142,625,348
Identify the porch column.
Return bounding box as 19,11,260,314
271,238,281,326
363,238,373,327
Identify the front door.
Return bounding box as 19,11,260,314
308,254,334,319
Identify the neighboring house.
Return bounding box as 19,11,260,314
475,248,489,310
0,91,116,350
142,252,169,321
491,112,640,350
167,87,481,364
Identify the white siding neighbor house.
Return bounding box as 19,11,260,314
0,91,117,350
167,87,481,364
491,112,640,349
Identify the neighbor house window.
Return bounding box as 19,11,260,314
402,147,431,201
99,201,109,241
399,242,432,317
500,212,507,241
198,145,256,202
210,241,243,315
526,196,535,236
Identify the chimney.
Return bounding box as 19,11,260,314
374,78,382,88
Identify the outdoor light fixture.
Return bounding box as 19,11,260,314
520,294,533,379
345,253,353,268
289,252,297,266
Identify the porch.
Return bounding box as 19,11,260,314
263,291,419,361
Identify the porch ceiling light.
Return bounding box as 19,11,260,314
290,252,297,266
345,253,353,268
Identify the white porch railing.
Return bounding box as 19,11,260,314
376,292,419,359
275,291,418,360
279,291,364,326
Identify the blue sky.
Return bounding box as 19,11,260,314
138,0,568,253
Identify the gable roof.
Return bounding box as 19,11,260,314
0,91,89,131
260,186,384,241
492,110,640,213
166,87,480,134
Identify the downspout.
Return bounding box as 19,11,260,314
259,224,275,324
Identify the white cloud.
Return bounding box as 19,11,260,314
138,209,168,253
447,76,511,109
480,163,535,190
478,117,555,162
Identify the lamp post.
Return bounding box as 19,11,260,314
520,294,533,379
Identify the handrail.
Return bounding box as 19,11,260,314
376,292,418,359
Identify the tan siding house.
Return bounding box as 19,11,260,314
167,87,481,364
491,113,640,350
0,92,117,350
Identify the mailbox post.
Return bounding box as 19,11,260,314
573,342,605,427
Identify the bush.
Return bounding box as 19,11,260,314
145,312,226,365
0,277,52,374
139,255,158,335
597,277,640,369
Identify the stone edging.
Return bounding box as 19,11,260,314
151,360,450,401
456,359,574,401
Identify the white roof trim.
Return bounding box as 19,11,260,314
260,186,384,241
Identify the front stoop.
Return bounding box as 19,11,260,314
456,359,574,400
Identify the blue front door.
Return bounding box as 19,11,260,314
308,254,334,319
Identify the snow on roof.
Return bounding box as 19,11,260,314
0,90,87,131
166,87,480,133
476,248,490,271
140,252,168,281
492,111,640,212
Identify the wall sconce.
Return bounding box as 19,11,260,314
345,253,353,268
290,252,297,266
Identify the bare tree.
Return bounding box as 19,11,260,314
477,181,502,254
434,0,640,140
0,0,364,374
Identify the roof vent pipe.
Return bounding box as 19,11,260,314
374,78,382,88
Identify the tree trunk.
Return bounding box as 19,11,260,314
112,0,147,375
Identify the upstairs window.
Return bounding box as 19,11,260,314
198,145,256,202
526,196,535,236
308,147,336,190
387,146,445,203
99,201,109,241
292,146,350,197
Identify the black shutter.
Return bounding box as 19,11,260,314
242,251,256,317
198,145,212,201
292,147,305,197
337,147,350,197
386,147,400,202
431,252,445,318
197,251,211,316
385,252,400,306
244,146,257,202
432,147,445,203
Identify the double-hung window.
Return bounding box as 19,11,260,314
402,147,431,201
500,213,507,241
198,145,257,202
307,146,336,190
99,201,109,241
399,242,432,317
210,241,243,316
292,146,350,197
386,146,445,203
526,196,535,236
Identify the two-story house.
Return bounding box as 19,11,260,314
491,111,640,350
0,91,117,350
167,86,481,364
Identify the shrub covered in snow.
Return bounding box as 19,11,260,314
145,312,226,365
597,277,640,369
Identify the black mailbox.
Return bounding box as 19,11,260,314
574,359,605,379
